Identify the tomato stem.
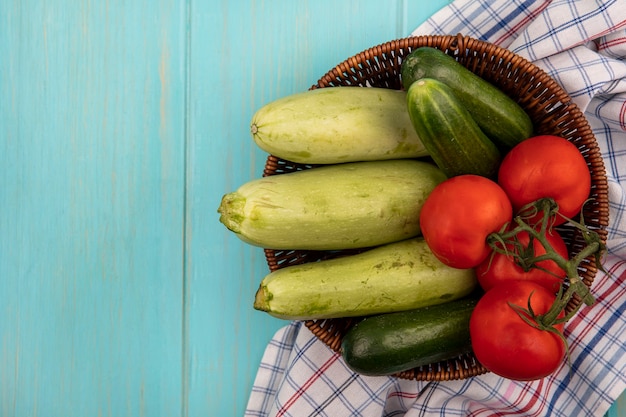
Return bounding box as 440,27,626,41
487,197,605,329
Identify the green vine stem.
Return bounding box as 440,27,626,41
486,197,606,329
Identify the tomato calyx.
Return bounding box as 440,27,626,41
516,197,561,228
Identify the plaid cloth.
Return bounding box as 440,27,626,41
245,1,626,416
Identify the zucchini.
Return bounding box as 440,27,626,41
406,78,501,178
341,295,479,376
218,159,447,250
253,237,477,320
401,46,533,148
250,87,428,164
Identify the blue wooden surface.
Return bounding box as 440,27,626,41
0,1,623,416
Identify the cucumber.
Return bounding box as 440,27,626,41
253,237,477,320
401,46,533,148
250,87,428,164
218,159,447,250
406,78,502,178
341,295,479,376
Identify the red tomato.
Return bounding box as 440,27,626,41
476,228,569,293
497,135,591,225
419,175,512,269
470,280,566,380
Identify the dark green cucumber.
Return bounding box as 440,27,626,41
406,78,501,178
401,46,533,148
341,295,479,376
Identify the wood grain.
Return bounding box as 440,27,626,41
0,0,186,415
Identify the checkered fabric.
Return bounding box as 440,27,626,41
245,1,626,416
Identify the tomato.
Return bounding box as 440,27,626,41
497,135,591,225
469,280,566,380
419,175,513,269
476,228,569,292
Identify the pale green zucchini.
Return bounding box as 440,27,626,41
250,87,428,164
253,237,477,320
218,159,447,250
